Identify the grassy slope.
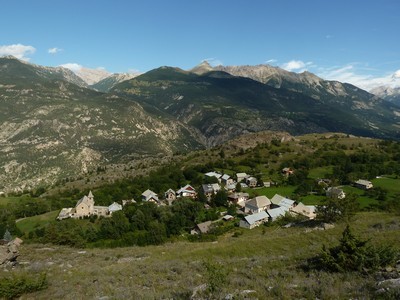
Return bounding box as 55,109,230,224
16,211,59,233
9,211,399,299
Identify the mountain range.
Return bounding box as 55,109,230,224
1,56,400,192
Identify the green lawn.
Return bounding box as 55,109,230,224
308,166,334,179
372,176,400,195
341,186,379,209
300,194,325,205
16,210,59,234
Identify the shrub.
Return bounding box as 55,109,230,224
0,272,47,299
312,225,398,272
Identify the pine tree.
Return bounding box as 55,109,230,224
3,229,12,242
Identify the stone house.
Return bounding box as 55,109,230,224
245,196,271,214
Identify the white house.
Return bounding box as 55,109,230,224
236,173,249,182
142,189,159,203
176,184,197,199
239,211,269,229
355,179,373,190
326,187,346,199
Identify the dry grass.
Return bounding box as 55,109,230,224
3,212,399,299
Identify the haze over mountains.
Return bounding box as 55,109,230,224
1,55,400,192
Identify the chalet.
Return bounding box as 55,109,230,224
142,189,159,203
176,184,197,199
245,196,271,214
228,192,249,207
221,174,234,186
201,183,221,198
222,214,234,221
164,189,176,202
239,211,269,229
236,173,249,183
355,179,373,190
326,187,346,199
282,167,294,176
291,202,316,219
246,176,257,188
191,221,212,235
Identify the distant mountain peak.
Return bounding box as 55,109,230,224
190,61,214,75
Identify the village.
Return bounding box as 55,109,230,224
57,168,374,234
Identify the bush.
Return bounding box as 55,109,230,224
0,272,47,299
312,225,398,272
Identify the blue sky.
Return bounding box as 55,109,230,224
1,0,399,90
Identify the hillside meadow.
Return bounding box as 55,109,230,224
2,211,399,299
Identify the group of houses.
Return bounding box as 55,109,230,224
238,194,317,229
57,168,374,235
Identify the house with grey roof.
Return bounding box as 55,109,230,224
141,189,159,203
239,211,269,229
326,187,346,199
164,188,176,203
354,179,373,190
246,176,257,188
267,207,288,221
202,183,221,198
108,202,123,214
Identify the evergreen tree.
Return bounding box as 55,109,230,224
3,229,12,242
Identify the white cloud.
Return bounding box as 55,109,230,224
0,44,36,61
128,68,141,74
59,63,83,72
48,47,62,54
265,59,277,64
281,60,312,72
317,64,400,91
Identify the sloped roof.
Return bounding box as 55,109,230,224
205,171,222,178
108,202,122,212
142,189,158,201
196,221,212,234
177,184,196,194
279,198,295,209
244,211,269,225
355,179,372,185
267,207,287,220
270,194,285,205
221,174,231,180
246,196,271,209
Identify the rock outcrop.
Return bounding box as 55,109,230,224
0,238,23,266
